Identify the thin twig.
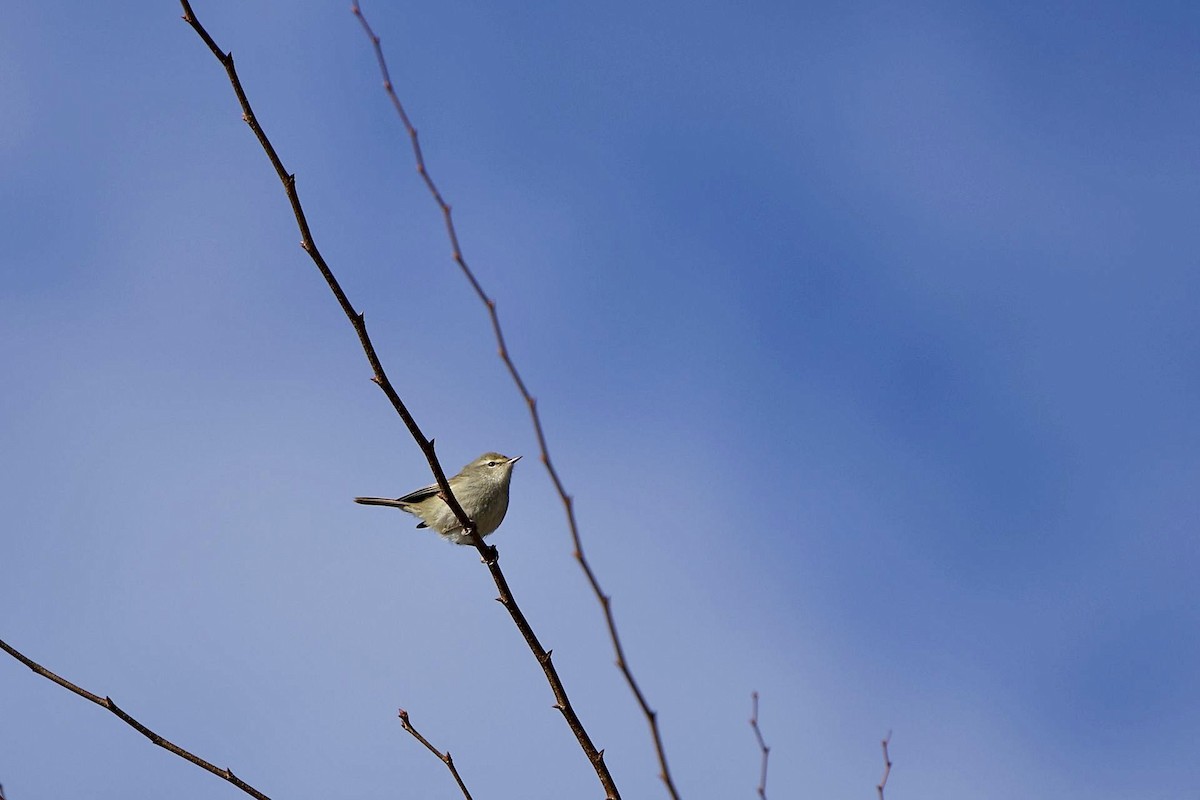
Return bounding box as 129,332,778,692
876,731,892,800
0,638,272,800
177,4,619,798
749,692,769,800
398,708,473,800
349,6,679,799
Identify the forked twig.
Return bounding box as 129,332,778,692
349,6,680,798
398,708,473,800
749,692,770,799
177,3,619,798
0,638,272,800
876,731,892,800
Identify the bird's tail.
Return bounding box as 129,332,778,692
354,496,409,509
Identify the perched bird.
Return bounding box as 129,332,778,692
355,452,521,545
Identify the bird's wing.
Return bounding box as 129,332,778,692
396,483,441,504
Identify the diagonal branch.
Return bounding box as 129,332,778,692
749,692,770,800
398,708,473,800
0,637,272,800
178,0,474,555
177,3,619,798
349,6,680,798
876,731,893,800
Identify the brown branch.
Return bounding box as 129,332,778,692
398,708,473,800
349,6,680,799
876,731,892,800
749,692,769,800
0,637,272,800
177,0,475,555
177,3,619,798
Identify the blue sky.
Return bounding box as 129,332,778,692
2,2,1198,798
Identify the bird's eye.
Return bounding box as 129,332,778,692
487,461,497,467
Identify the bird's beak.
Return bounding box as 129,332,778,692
508,455,523,464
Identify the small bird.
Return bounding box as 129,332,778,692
355,452,521,545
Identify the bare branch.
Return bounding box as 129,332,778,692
176,0,476,554
397,708,474,800
749,692,770,800
0,637,272,800
177,3,619,797
876,731,893,800
349,6,680,798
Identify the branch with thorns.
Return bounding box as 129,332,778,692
0,638,272,800
398,708,474,800
877,731,893,800
177,2,619,797
749,692,770,799
349,5,680,798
